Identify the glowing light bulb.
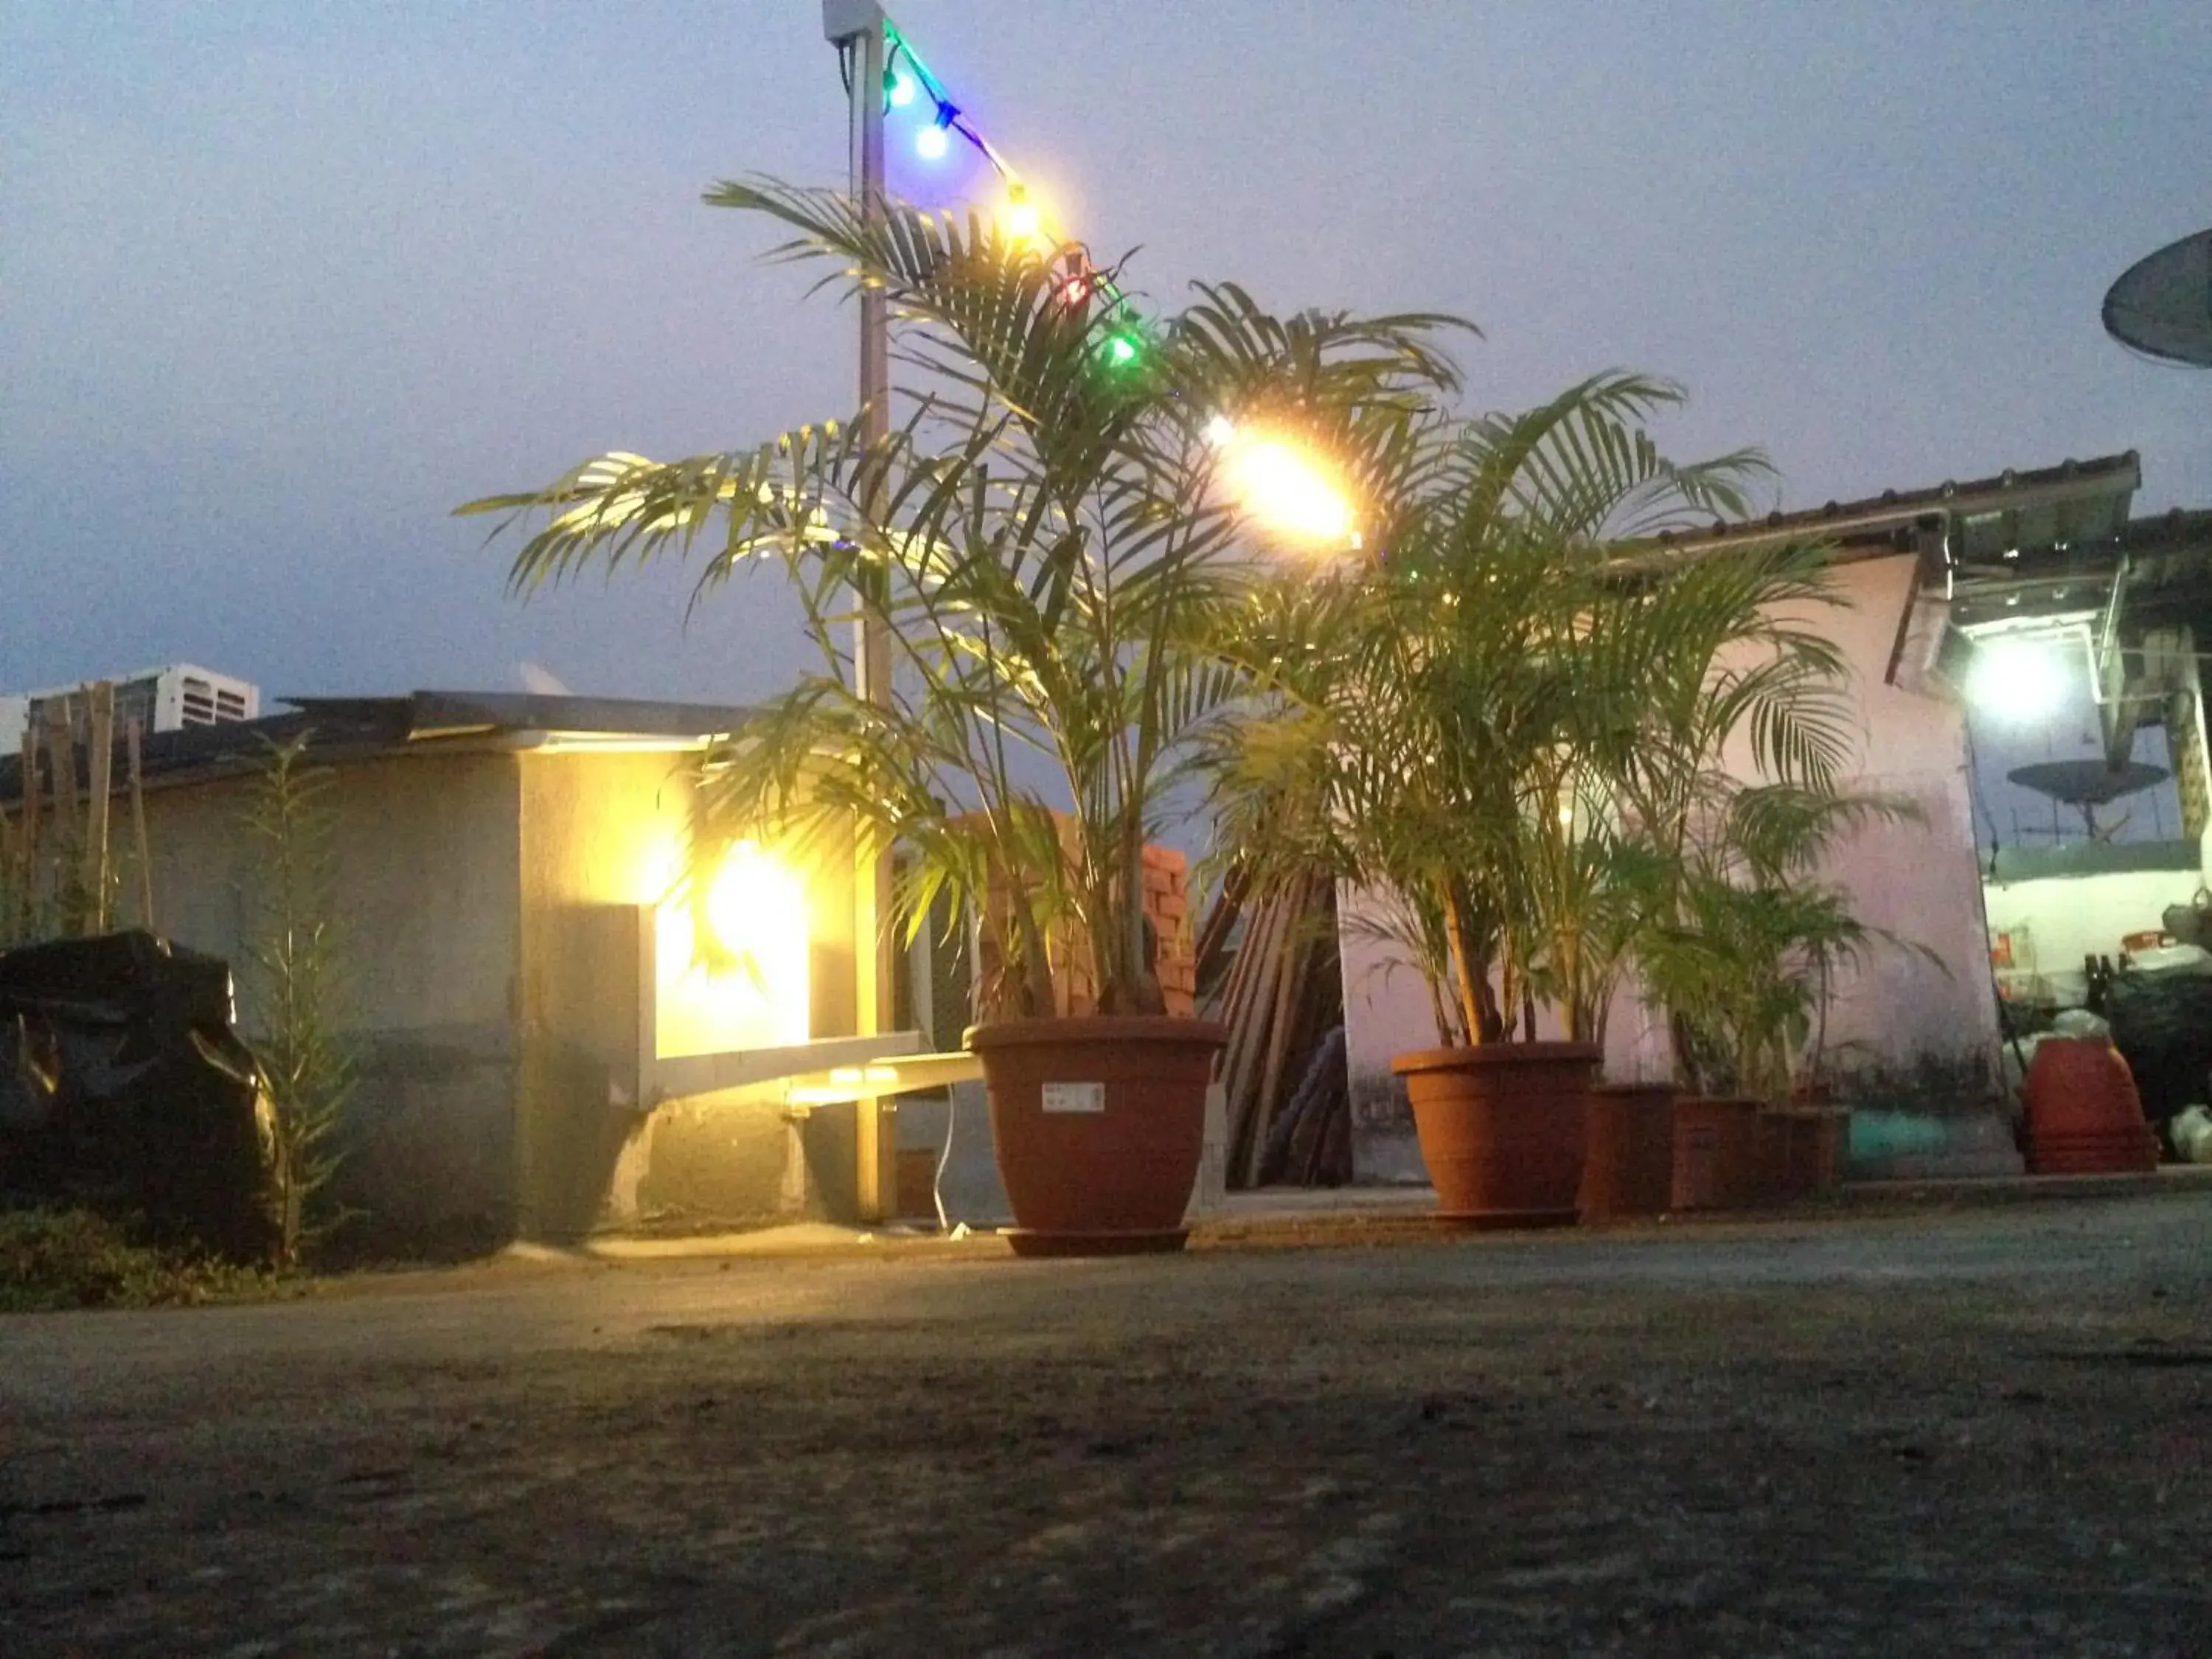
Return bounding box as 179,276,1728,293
700,839,811,1046
1967,637,2068,722
1203,414,1237,447
1105,333,1140,367
1217,428,1358,550
886,68,917,108
1001,187,1043,246
916,121,950,160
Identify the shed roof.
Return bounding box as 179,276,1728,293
1622,450,2142,568
1,689,755,801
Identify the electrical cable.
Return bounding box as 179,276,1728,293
931,1085,955,1234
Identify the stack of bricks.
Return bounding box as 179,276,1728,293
971,815,1198,1018
1141,845,1197,1018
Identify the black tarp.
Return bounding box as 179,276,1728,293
0,931,279,1262
2104,963,2212,1133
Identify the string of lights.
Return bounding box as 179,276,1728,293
842,18,1145,370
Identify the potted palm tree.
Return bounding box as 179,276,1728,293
465,179,1462,1253
1555,535,1863,1218
1644,786,1935,1207
1218,375,1776,1226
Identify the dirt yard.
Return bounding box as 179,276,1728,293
4,1194,2210,1657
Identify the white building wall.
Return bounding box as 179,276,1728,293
1705,552,2000,1091
1984,866,2205,989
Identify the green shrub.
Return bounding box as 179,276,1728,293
0,1207,277,1312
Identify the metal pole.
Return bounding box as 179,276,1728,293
824,0,898,1222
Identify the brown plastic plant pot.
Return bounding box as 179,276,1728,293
1580,1081,1677,1222
1391,1043,1599,1229
1672,1095,1762,1211
969,1015,1227,1257
2024,1037,2160,1175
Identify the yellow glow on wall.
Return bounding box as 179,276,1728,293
649,833,812,1058
703,839,811,1045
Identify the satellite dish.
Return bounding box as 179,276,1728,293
2103,229,2212,367
2007,759,2169,840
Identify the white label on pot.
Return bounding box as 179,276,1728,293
1041,1081,1105,1115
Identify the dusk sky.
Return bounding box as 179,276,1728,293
5,1,2206,710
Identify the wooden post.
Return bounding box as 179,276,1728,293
127,716,155,932
18,724,42,934
0,779,14,944
1247,877,1313,1187
83,682,115,933
42,701,80,932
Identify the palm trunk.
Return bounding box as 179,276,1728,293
1439,877,1488,1047
1426,975,1456,1048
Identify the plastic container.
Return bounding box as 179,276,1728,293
2023,1037,2160,1175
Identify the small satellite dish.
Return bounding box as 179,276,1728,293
2103,229,2212,368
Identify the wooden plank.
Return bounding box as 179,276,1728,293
83,682,114,933
43,700,78,846
127,717,155,931
1191,863,1248,1006
1222,888,1293,1184
1217,890,1279,1105
1210,892,1270,1096
0,785,14,942
42,701,80,932
647,1029,925,1105
1245,877,1312,1186
18,724,41,931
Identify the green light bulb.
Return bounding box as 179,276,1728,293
1106,335,1138,366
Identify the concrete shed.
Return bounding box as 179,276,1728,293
51,691,939,1253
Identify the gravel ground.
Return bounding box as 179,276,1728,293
4,1195,2211,1657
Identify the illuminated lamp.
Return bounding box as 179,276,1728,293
1001,184,1044,248
1214,425,1358,550
917,104,955,160
701,839,811,1043
1966,637,2067,723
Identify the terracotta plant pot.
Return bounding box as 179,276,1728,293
1672,1095,1761,1210
1800,1107,1848,1196
970,1015,1227,1256
1580,1082,1676,1222
2024,1037,2160,1175
1391,1043,1599,1229
1757,1108,1809,1202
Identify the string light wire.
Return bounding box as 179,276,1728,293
870,21,1139,333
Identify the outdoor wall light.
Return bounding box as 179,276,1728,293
699,838,811,1043
1966,636,2070,723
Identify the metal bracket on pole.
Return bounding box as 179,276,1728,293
821,0,886,44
